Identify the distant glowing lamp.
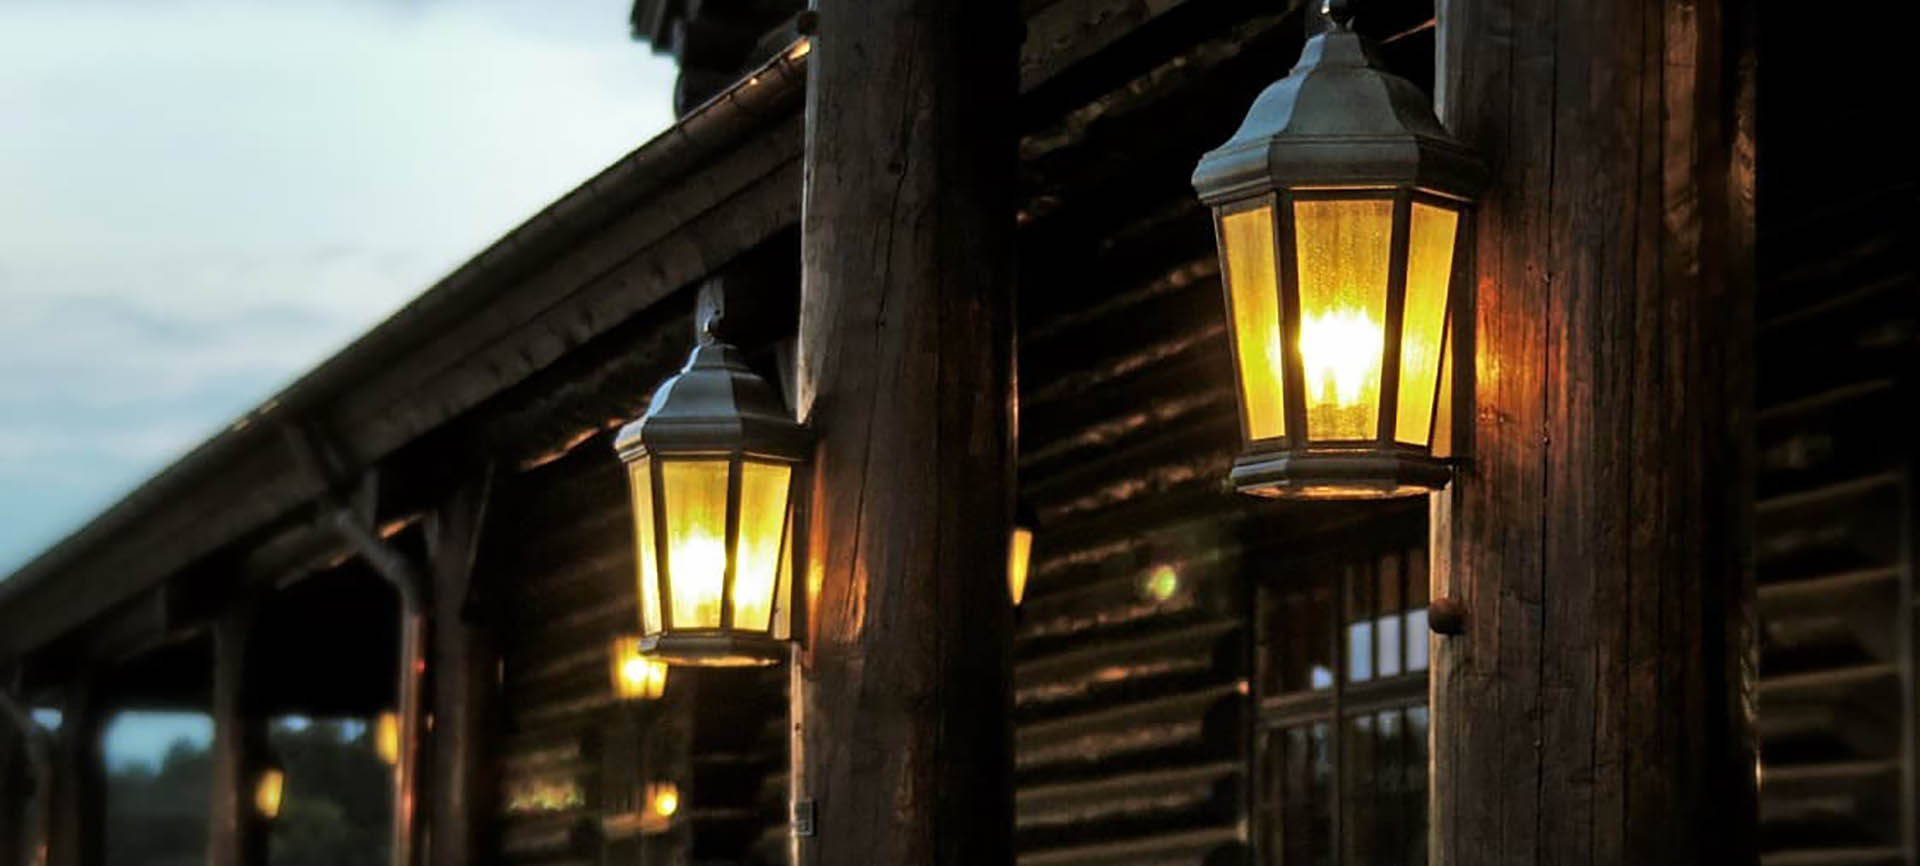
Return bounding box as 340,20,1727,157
1007,506,1036,606
1191,0,1486,498
253,762,286,821
610,635,670,700
638,781,681,834
615,325,811,666
374,711,400,766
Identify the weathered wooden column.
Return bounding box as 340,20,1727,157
1428,0,1758,863
425,475,498,866
45,678,101,866
209,605,269,866
793,0,1020,862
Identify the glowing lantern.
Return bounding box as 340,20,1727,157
636,781,681,834
610,635,670,700
374,711,400,766
1191,0,1485,498
1006,525,1035,607
254,762,286,820
615,327,811,666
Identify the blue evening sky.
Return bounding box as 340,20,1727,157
1,0,677,764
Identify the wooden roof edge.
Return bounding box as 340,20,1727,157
0,43,813,652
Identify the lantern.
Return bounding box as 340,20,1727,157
1191,0,1486,499
639,781,680,834
615,329,811,666
373,711,400,766
1006,505,1037,606
610,635,670,700
253,761,286,821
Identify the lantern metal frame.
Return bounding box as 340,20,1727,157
614,328,812,666
1192,6,1486,499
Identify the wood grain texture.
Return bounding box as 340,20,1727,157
794,0,1020,863
1429,0,1757,863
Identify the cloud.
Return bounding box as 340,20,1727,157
0,0,679,574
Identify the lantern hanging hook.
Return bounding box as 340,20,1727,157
696,306,724,345
1322,0,1355,29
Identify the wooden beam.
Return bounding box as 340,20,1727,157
425,470,500,866
794,0,1020,863
1428,0,1758,863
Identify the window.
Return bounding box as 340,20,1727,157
1255,540,1429,866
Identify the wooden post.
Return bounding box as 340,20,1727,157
794,0,1020,863
209,605,268,866
0,714,22,866
45,678,101,866
1428,0,1758,863
425,473,498,866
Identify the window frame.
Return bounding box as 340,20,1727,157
1251,514,1430,866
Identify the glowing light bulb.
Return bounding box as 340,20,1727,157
1299,308,1382,408
649,782,680,818
673,534,728,625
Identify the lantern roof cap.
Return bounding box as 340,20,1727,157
615,332,811,461
1192,23,1486,203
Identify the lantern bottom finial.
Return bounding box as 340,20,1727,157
1230,449,1452,499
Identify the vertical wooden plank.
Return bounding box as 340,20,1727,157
793,0,1020,862
1429,0,1757,863
425,472,499,866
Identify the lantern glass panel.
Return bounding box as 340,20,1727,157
661,459,731,628
1220,204,1287,441
771,506,794,641
1394,202,1461,445
1292,198,1393,441
732,461,793,631
627,457,663,633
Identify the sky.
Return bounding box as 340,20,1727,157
0,0,679,582
1,0,679,764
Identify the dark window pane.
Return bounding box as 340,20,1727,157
1342,713,1375,866
1265,578,1336,696
1406,707,1430,866
1406,608,1430,672
1346,562,1374,683
1262,724,1335,866
1378,554,1404,677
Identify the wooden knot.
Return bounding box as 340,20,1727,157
1428,596,1467,635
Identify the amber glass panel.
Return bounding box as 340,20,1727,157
1293,198,1393,440
627,457,664,634
1395,203,1460,445
732,461,792,631
1221,205,1287,440
661,459,731,628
